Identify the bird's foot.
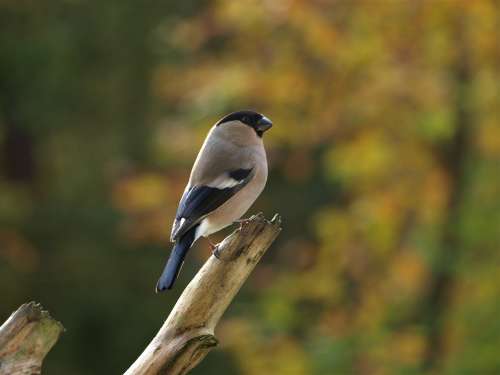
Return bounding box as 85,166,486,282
213,246,221,259
207,236,221,259
234,217,251,228
207,235,218,250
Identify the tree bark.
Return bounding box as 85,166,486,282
125,213,282,375
0,302,64,375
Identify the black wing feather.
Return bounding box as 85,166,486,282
177,185,235,221
171,168,253,240
228,168,253,181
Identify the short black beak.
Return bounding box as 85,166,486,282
256,116,273,132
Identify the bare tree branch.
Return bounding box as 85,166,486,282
125,213,282,375
0,302,64,375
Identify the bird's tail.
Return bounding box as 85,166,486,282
156,225,198,292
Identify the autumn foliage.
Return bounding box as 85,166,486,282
1,1,500,374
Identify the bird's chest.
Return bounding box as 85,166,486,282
201,160,267,236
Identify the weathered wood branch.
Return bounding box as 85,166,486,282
125,213,282,375
0,302,64,375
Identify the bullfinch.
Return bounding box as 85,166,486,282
156,110,272,292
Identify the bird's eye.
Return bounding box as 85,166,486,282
242,116,249,123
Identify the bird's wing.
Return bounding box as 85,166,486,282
170,168,254,241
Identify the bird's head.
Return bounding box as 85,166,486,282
215,110,272,137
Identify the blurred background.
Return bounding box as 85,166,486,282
1,1,500,374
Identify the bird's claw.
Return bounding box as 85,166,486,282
235,218,251,227
207,236,221,258
212,245,221,259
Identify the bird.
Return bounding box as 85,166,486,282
156,110,273,292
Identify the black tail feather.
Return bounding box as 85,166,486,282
156,225,198,292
